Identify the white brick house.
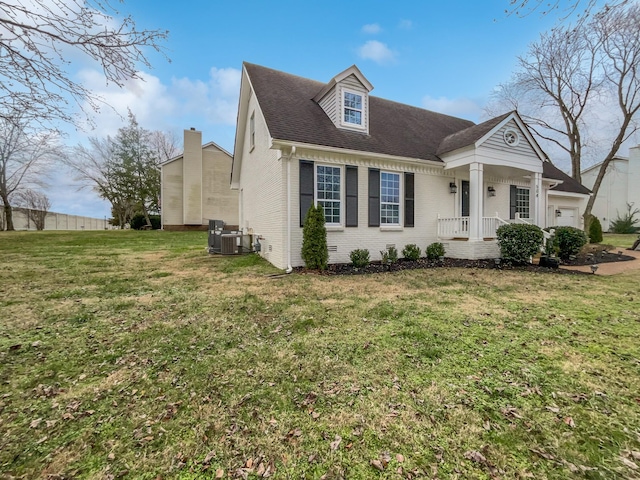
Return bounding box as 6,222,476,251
231,63,590,270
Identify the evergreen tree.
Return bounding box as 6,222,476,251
301,204,328,270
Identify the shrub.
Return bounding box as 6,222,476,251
380,245,398,265
587,215,603,244
496,223,544,264
610,203,640,234
426,242,446,260
130,214,161,230
554,226,587,259
402,243,421,261
350,249,370,268
301,204,328,270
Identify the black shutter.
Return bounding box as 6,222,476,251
345,166,358,227
510,185,517,219
300,160,314,227
368,168,380,227
404,172,414,227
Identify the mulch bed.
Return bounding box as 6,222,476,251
295,248,637,276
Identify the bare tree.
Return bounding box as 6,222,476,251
491,2,640,226
506,0,627,20
0,109,61,230
16,189,51,230
0,0,168,126
66,114,174,227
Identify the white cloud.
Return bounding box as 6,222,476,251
172,67,241,126
398,19,413,30
357,40,396,64
361,23,382,34
422,95,483,121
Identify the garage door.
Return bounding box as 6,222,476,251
557,208,577,227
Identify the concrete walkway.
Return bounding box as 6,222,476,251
560,249,640,275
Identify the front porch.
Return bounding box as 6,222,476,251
437,213,534,260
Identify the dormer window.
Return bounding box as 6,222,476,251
343,91,363,125
313,65,373,134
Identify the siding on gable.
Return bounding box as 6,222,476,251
481,120,540,160
318,89,338,126
201,146,239,225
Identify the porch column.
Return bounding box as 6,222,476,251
531,171,543,227
469,162,484,241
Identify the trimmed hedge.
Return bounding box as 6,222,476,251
380,245,398,265
426,242,446,260
496,223,544,264
402,244,421,261
553,226,587,259
350,249,370,268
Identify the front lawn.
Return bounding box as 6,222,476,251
1,231,639,479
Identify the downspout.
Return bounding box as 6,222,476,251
285,146,296,274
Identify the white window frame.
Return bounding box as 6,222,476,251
341,88,366,130
249,111,255,151
315,164,342,226
516,187,530,219
380,171,401,225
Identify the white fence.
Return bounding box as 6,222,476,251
1,208,108,231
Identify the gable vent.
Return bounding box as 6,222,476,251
328,245,338,252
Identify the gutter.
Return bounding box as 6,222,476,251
284,146,296,274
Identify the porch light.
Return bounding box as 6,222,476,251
449,182,458,194
487,186,496,197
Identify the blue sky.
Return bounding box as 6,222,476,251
48,0,598,218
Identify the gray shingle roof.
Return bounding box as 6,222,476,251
543,161,591,195
437,112,513,155
245,62,589,196
245,62,474,162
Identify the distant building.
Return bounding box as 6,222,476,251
581,145,640,231
160,128,239,230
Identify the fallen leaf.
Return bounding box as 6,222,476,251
464,450,487,464
545,406,560,413
215,468,224,478
108,452,115,461
631,451,640,460
30,418,43,429
330,435,342,451
371,459,385,471
203,450,216,464
563,416,575,428
396,454,405,463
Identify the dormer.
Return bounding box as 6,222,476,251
313,65,374,135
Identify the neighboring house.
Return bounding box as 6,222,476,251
231,63,590,270
581,145,640,232
161,128,239,230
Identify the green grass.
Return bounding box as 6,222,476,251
603,233,639,249
1,230,639,479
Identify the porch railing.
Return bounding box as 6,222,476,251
437,215,470,238
437,213,509,239
437,213,552,243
